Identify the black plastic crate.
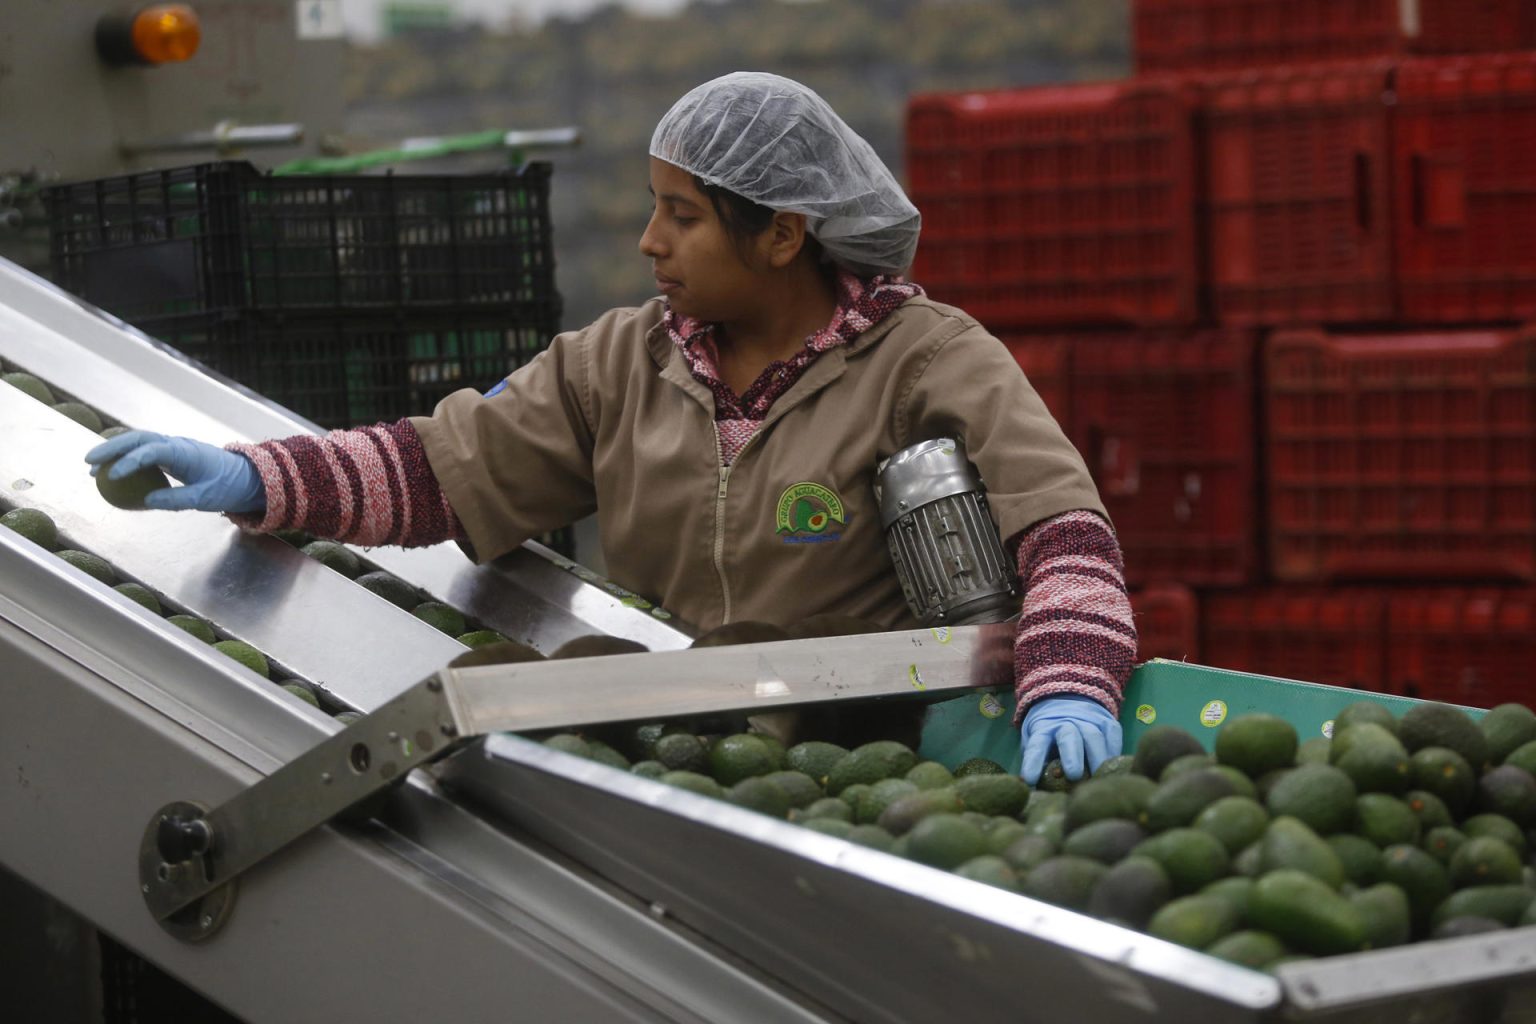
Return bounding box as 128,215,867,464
43,161,559,321
146,307,556,429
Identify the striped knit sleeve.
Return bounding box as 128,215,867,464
225,419,465,548
1010,510,1137,721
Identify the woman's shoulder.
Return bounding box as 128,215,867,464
861,291,994,353
563,297,668,346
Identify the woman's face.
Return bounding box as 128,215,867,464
639,157,766,322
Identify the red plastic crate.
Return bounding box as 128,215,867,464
906,79,1198,328
1135,0,1529,74
1387,589,1536,706
1130,584,1200,663
1395,53,1536,324
1265,326,1536,582
994,332,1071,424
1202,588,1389,693
1069,328,1259,587
1200,61,1395,327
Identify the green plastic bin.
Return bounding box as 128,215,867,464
917,659,1486,774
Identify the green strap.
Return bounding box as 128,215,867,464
272,129,516,176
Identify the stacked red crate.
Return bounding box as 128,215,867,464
1202,588,1390,693
907,79,1199,329
1130,584,1201,663
1387,589,1536,705
1135,0,1530,74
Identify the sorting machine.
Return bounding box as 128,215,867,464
2,257,1535,1023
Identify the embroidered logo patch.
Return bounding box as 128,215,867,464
775,481,847,544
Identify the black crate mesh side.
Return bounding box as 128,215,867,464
100,932,244,1024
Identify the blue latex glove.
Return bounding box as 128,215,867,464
1020,694,1123,785
84,431,265,514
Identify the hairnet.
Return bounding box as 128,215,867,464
650,72,921,277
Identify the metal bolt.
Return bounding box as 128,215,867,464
441,723,458,738
141,884,151,894
426,678,442,693
200,915,213,929
387,731,399,742
320,772,332,784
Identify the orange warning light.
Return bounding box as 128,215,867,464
96,5,201,67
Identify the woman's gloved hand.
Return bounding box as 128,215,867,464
84,431,265,514
1019,694,1123,785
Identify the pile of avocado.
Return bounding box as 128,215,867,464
545,699,1536,971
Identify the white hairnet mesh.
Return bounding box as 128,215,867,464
650,72,921,277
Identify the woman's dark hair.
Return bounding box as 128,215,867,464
692,174,824,266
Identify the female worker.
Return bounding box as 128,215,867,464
86,72,1135,785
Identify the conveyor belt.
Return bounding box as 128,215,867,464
3,255,1536,1023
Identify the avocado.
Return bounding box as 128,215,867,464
1259,816,1346,888
1205,930,1287,969
1216,714,1299,778
1211,766,1259,800
301,540,362,578
355,570,418,609
729,776,793,817
1148,894,1240,949
1398,703,1487,772
2,371,54,403
1088,856,1171,928
1421,826,1467,866
801,818,854,839
630,760,669,781
1379,844,1451,931
53,401,103,432
281,682,321,708
794,797,853,823
1199,876,1255,920
0,507,57,549
785,740,849,783
1461,814,1529,858
1403,789,1455,830
1330,722,1411,794
757,770,820,809
1142,768,1241,832
878,788,966,835
1232,841,1263,878
551,634,649,658
1062,819,1148,864
95,456,169,510
905,760,956,790
1409,746,1476,815
1025,790,1068,823
906,813,990,870
654,733,709,772
543,733,591,757
1327,834,1384,886
1247,869,1366,956
1296,737,1332,765
112,582,161,613
1430,916,1507,939
1505,740,1536,778
954,757,1008,778
1021,855,1108,911
166,614,216,644
824,740,918,794
1035,758,1072,792
1131,828,1230,895
1194,796,1270,855
1160,753,1217,782
710,733,781,786
1266,763,1357,835
1431,885,1535,928
1350,883,1411,949
1448,836,1524,888
1354,794,1422,848
212,639,269,678
1133,725,1206,781
1480,703,1536,765
56,549,116,586
1000,834,1058,874
953,855,1019,891
853,778,919,824
456,629,510,648
1475,764,1536,826
690,620,789,647
660,770,726,799
411,602,467,636
985,820,1031,855
1334,701,1399,737
1093,754,1138,778
954,773,1031,817
1066,774,1157,830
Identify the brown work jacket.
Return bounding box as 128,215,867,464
412,295,1106,633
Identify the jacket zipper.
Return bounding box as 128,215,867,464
710,426,764,625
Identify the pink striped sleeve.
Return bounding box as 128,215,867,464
226,419,464,548
1010,510,1138,722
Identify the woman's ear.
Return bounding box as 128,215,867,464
765,211,809,269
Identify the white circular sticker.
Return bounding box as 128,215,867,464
1200,700,1228,728
1136,704,1157,725
978,693,1005,719
931,626,953,644
1321,720,1335,739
